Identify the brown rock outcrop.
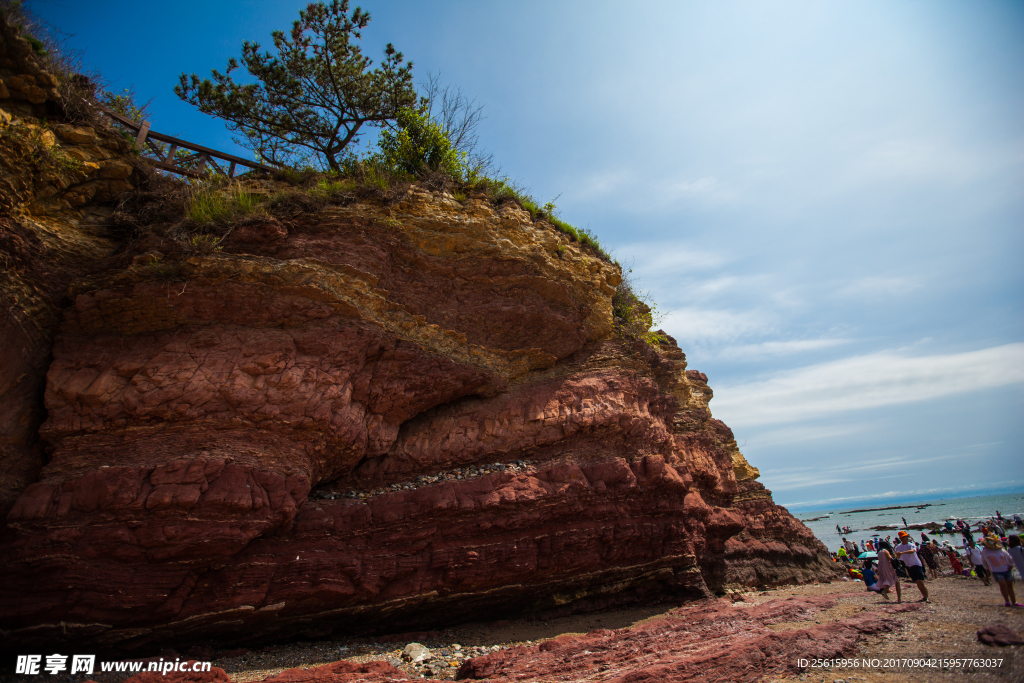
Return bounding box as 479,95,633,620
0,14,139,517
0,12,838,656
0,181,838,654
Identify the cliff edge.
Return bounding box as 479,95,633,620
0,24,839,655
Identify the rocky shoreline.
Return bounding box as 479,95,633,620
35,573,1019,682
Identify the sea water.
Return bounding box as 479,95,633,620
790,492,1024,553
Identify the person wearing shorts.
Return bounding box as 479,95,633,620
967,540,991,586
919,541,940,579
981,535,1021,607
894,530,929,602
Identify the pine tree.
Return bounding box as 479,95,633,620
175,0,417,171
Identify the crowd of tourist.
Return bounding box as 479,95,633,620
831,511,1024,607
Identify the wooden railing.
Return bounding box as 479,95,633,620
98,107,279,179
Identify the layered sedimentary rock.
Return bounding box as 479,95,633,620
0,16,838,657
0,16,137,518
0,183,838,653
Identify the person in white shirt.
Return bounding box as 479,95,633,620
966,539,991,586
981,535,1021,607
1008,535,1024,579
894,531,929,603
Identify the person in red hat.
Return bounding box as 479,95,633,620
895,530,930,603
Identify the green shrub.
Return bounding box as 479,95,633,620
309,176,356,199
376,107,466,180
272,166,324,186
536,199,613,262
612,271,668,347
144,255,186,281
185,234,222,255
25,33,45,56
101,87,149,122
1,120,84,181
185,181,264,225
359,158,397,192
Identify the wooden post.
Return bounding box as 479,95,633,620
228,161,237,178
196,153,208,175
207,156,225,176
135,121,151,152
166,144,178,164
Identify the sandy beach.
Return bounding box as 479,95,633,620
46,568,1017,683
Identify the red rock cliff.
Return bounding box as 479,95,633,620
0,24,838,656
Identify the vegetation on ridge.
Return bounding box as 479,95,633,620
0,0,668,349
175,0,417,172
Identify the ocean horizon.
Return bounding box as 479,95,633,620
788,491,1024,553
778,485,1024,514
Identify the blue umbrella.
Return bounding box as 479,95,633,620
858,551,878,559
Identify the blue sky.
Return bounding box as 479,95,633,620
27,0,1024,510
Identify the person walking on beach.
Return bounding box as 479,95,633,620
895,531,930,602
981,535,1021,607
902,516,908,529
876,546,901,602
966,540,990,586
1007,536,1024,579
919,540,940,580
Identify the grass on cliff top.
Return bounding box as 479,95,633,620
484,181,613,263
185,181,265,225
267,166,616,264
118,172,671,349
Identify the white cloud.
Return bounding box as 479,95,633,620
763,453,970,493
567,170,737,213
566,170,634,201
838,276,922,298
620,243,732,274
663,176,723,199
745,421,866,448
660,307,776,344
713,343,1024,427
715,338,853,361
842,136,1024,189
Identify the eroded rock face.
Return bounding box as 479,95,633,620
0,183,839,654
0,18,136,517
